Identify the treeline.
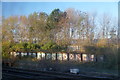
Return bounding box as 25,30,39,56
2,8,118,59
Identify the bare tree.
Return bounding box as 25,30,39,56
2,16,19,43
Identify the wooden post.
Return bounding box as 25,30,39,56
49,53,52,60
62,53,63,61
56,53,58,61
19,52,22,59
45,53,47,60
27,52,29,58
36,52,37,59
95,54,97,62
67,53,69,61
81,53,83,61
74,53,76,61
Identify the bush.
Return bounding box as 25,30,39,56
41,41,66,51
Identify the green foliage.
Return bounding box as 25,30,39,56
49,9,63,22
84,45,117,70
84,45,116,55
2,42,13,58
46,8,63,30
26,43,34,49
26,43,40,50
84,46,97,54
2,42,42,58
41,41,56,50
22,43,28,49
41,41,66,51
11,43,24,51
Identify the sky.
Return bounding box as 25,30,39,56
2,2,118,18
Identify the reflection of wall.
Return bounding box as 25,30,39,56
52,53,56,60
69,54,74,60
57,53,62,60
10,52,17,57
82,54,88,61
82,54,96,62
90,55,95,61
41,53,45,59
21,52,27,57
28,53,36,58
37,52,45,60
76,54,81,61
97,55,104,62
37,52,42,59
16,52,20,56
10,51,97,62
63,53,67,60
46,53,52,60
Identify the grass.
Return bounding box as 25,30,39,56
13,59,118,76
